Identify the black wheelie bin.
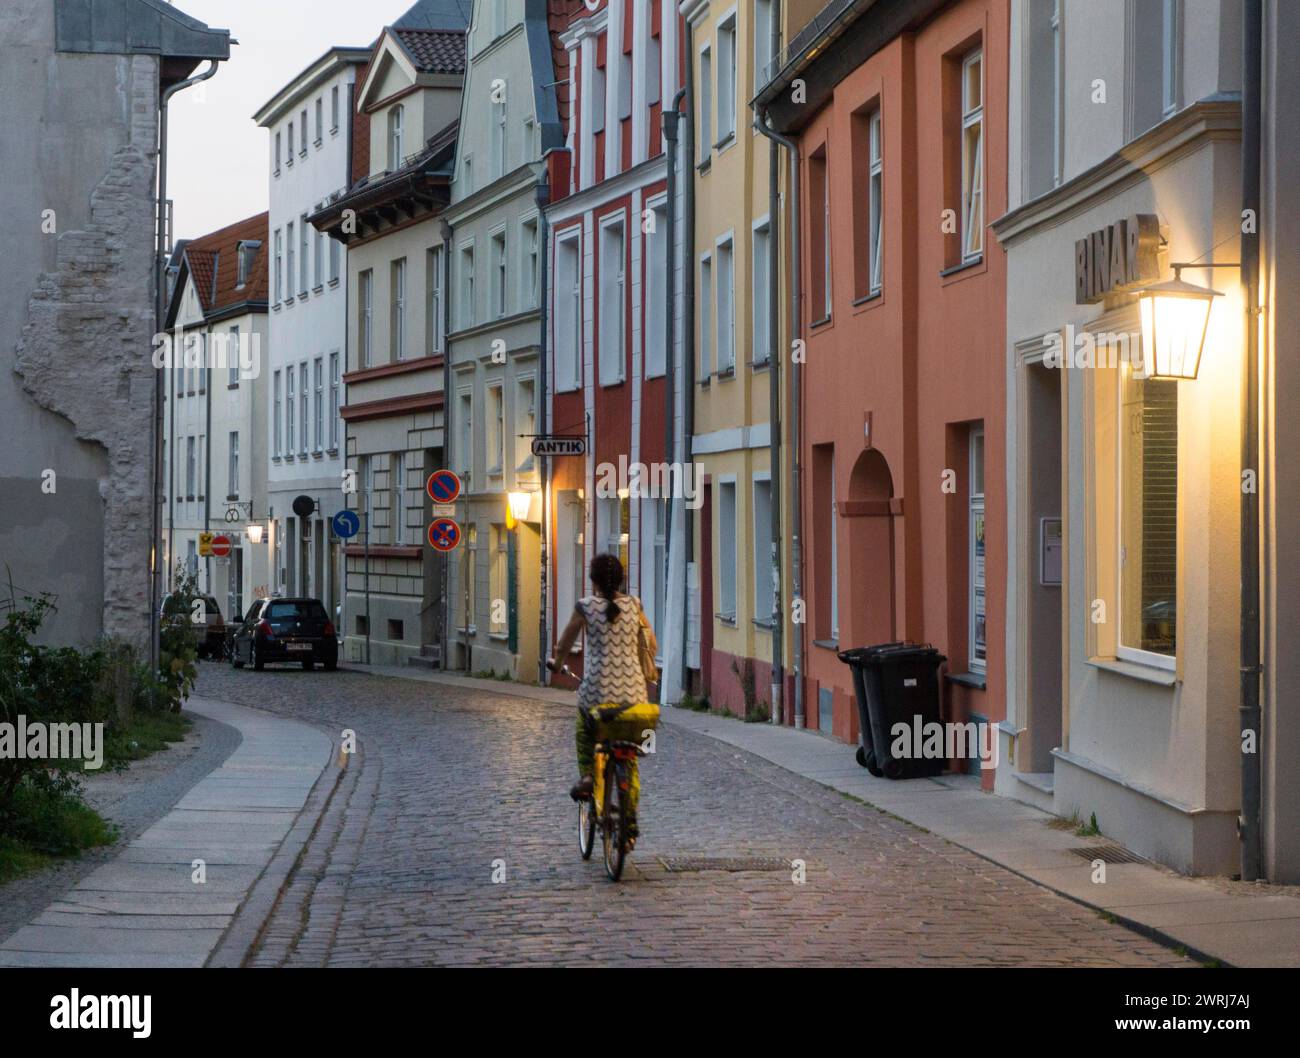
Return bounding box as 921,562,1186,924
839,643,947,779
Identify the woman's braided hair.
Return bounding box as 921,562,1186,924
589,553,625,622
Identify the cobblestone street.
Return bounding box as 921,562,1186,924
193,664,1191,968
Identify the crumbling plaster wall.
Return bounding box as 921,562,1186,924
1,0,160,649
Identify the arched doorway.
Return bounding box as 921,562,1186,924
844,448,897,649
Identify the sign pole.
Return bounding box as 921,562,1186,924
363,495,372,666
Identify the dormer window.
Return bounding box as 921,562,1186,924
388,105,405,171
236,240,261,289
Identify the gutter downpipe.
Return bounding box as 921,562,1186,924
754,114,803,730
154,58,221,683
536,175,552,686
1239,0,1263,882
441,216,456,672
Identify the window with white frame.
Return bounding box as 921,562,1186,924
460,243,476,329
315,226,324,289
868,110,884,294
391,257,407,360
598,216,626,384
331,85,340,132
515,376,535,472
298,363,309,457
184,435,195,496
717,11,737,143
358,270,373,367
273,371,282,457
228,431,239,498
287,119,294,162
491,231,507,318
522,218,539,309
718,481,737,620
286,222,295,297
329,233,340,284
650,498,667,644
275,131,282,173
299,214,309,294
315,97,323,144
286,369,295,454
699,253,714,378
329,353,340,450
556,232,581,390
461,523,478,631
274,229,283,301
646,14,662,108
1026,0,1063,197
463,153,473,192
300,109,308,154
830,455,839,640
960,48,984,263
599,495,629,570
1161,0,1181,118
456,387,473,480
313,357,324,452
969,426,986,670
492,94,507,179
227,325,240,386
752,220,770,363
716,236,735,373
699,44,713,163
489,524,508,636
487,383,504,474
390,452,406,546
1119,368,1178,666
753,477,774,624
645,200,668,377
428,245,445,353
388,105,405,170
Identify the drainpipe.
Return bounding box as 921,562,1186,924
755,113,804,730
536,175,552,685
153,59,221,680
441,216,456,671
1239,0,1263,882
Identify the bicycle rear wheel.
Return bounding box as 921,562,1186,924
602,757,628,882
578,793,596,859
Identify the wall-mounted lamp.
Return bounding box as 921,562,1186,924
506,490,532,529
246,522,265,545
1135,263,1231,380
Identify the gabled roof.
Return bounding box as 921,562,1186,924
166,212,269,327
393,28,467,74
356,0,469,112
393,0,474,32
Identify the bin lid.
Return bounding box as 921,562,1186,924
841,642,945,665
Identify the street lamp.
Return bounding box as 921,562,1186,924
1135,265,1223,380
506,490,531,530
246,522,264,545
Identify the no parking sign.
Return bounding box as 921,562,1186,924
428,518,462,552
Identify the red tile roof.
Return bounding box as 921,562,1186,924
393,29,466,74
182,212,270,314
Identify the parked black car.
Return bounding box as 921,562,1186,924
231,597,338,671
160,592,226,659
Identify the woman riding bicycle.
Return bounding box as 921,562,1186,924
548,554,655,839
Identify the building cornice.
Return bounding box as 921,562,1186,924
253,47,371,127
340,392,445,423
545,153,668,224
344,354,444,385
558,6,608,50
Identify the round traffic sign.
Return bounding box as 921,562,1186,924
426,469,461,505
332,509,361,540
210,535,232,558
428,518,462,552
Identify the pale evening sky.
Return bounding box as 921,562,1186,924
166,0,416,241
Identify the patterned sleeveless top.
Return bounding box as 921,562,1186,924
576,594,648,709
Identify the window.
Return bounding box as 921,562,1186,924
391,257,407,360
274,229,283,301
236,242,256,288
286,370,295,454
618,47,632,122
298,363,309,457
460,243,476,328
809,146,831,319
388,105,405,170
286,222,295,300
388,619,404,642
300,108,308,154
753,477,774,624
1161,0,1181,118
492,95,507,179
718,481,737,620
491,231,507,318
461,524,478,631
592,37,607,135
717,12,737,143
486,384,504,474
645,201,668,377
315,97,323,144
463,154,473,192
227,326,240,386
313,357,324,452
1026,0,1063,197
427,246,445,354
649,498,667,644
185,435,196,498
275,131,282,173
358,270,373,367
699,44,713,163
647,20,662,108
1119,369,1178,666
754,0,774,93
456,388,473,479
299,214,309,294
287,120,294,163
598,217,625,384
522,218,539,309
515,377,535,472
329,233,340,284
830,457,839,640
390,452,406,546
716,236,735,373
960,48,984,263
752,221,770,363
273,371,282,457
868,111,883,294
489,525,508,636
329,353,340,451
331,85,340,132
228,431,239,498
699,253,714,378
315,226,324,289
969,426,986,671
556,233,581,390
599,495,629,570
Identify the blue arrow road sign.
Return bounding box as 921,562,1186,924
332,509,361,539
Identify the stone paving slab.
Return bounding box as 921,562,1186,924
0,696,333,968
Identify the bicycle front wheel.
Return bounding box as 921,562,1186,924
578,794,596,860
602,757,628,882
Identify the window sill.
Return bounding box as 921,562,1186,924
752,618,774,631
488,633,509,642
716,366,736,381
698,376,711,388
940,255,983,279
751,358,771,371
314,139,323,149
945,670,987,691
1087,656,1178,687
810,314,832,330
852,291,882,308
715,612,737,627
313,285,324,295
228,382,240,390
697,158,712,175
813,638,839,652
328,278,341,289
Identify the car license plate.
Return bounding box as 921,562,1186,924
287,642,311,653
